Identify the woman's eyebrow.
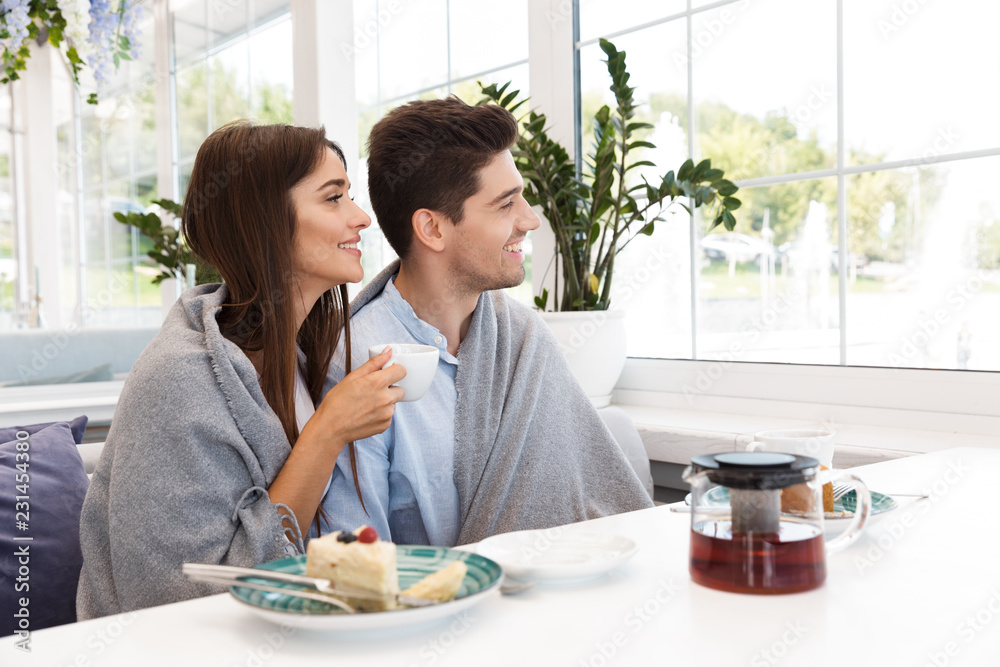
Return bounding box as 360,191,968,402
316,178,346,192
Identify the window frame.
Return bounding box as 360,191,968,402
565,0,1000,425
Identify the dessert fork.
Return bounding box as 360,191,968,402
182,563,441,609
831,483,928,501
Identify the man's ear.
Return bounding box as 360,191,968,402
411,208,447,253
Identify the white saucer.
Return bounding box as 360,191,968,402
475,528,638,582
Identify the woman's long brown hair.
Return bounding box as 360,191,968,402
181,121,365,532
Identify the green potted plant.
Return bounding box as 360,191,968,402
479,38,741,404
115,198,220,287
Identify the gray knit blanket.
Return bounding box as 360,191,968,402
77,284,316,619
354,262,653,546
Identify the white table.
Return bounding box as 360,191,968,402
5,447,1000,666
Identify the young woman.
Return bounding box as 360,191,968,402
76,122,405,619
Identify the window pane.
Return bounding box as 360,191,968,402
206,0,249,52
172,0,208,66
209,41,251,127
580,19,688,191
57,179,78,324
133,89,157,175
178,160,195,202
0,102,14,328
83,190,105,264
249,20,294,124
377,0,448,101
102,102,131,182
81,113,103,187
107,181,136,261
619,207,693,360
693,0,837,180
579,0,686,43
847,157,1000,371
697,178,840,365
844,0,1000,166
251,0,290,27
449,0,528,80
176,63,208,161
353,0,379,108
451,63,529,106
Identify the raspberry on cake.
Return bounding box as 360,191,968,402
306,526,399,611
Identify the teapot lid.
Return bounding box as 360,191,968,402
690,452,819,490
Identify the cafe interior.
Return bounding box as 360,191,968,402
1,1,998,665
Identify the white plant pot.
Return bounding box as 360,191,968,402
539,310,627,408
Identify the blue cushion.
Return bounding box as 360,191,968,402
0,421,90,636
0,415,88,445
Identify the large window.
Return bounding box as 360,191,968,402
579,0,1000,372
0,88,15,329
172,0,293,200
351,0,531,302
75,16,160,329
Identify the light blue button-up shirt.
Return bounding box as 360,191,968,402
316,277,461,546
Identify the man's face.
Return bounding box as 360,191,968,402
444,150,540,294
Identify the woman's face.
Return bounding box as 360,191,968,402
290,148,371,296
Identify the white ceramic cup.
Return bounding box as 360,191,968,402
746,428,835,468
368,343,438,402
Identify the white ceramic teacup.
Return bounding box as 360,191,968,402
746,428,835,468
368,343,438,402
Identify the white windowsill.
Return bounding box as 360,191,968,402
0,381,124,425
615,388,1000,469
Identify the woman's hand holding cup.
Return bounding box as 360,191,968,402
308,347,406,445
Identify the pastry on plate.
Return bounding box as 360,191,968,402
306,525,398,611
402,561,467,602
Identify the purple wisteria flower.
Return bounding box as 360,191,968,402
0,0,31,54
2,0,145,99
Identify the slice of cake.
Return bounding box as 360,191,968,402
306,526,398,611
402,561,467,602
780,465,835,515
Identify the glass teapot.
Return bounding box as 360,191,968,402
682,452,872,594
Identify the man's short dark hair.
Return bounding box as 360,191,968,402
366,96,519,259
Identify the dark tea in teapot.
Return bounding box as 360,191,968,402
690,519,825,594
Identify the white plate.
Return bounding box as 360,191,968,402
475,528,638,581
229,546,503,631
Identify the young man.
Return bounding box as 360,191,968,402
320,97,653,546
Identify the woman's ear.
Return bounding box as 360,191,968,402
411,209,446,253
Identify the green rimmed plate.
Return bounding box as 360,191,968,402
701,486,898,519
229,546,503,631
